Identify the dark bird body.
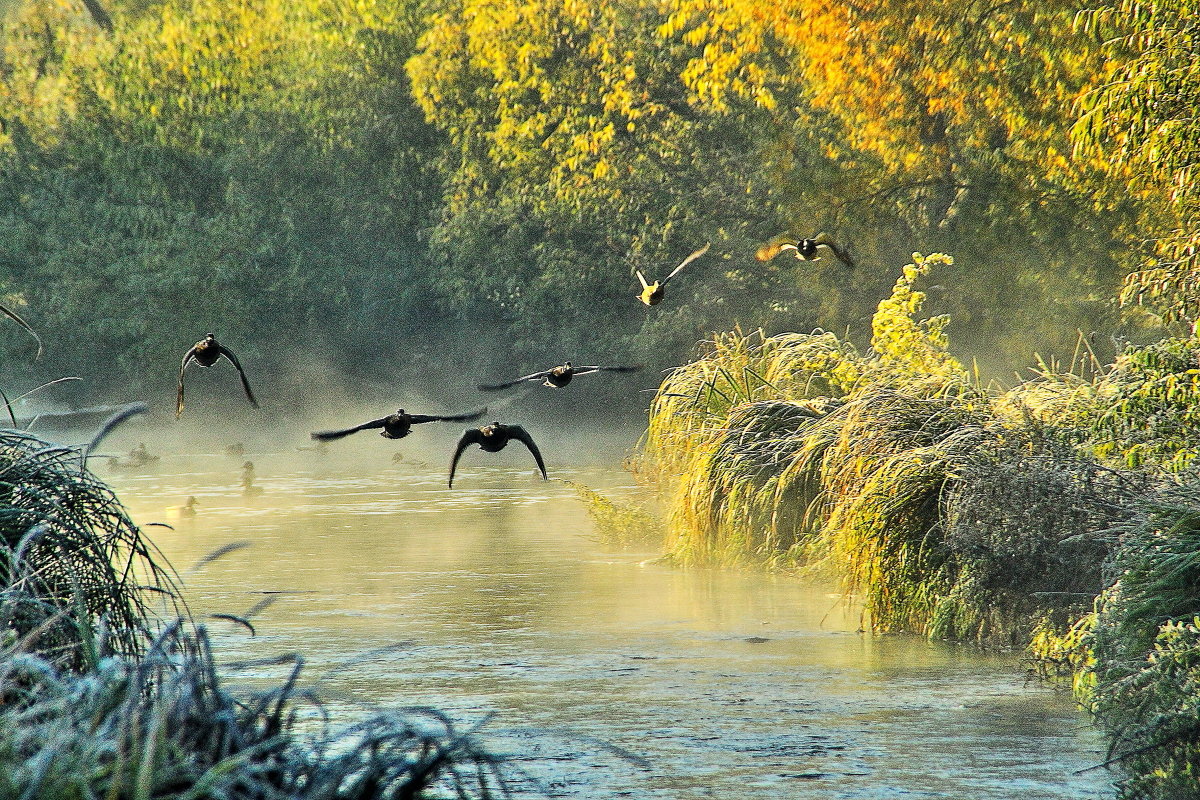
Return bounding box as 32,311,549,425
635,243,711,306
448,422,547,488
755,233,855,269
478,362,642,392
311,407,487,442
177,333,258,418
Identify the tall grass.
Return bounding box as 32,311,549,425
1082,480,1200,799
641,254,1148,642
0,428,178,668
0,621,508,799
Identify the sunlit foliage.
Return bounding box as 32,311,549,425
0,0,448,397
0,0,1175,399
1074,0,1200,326
1086,482,1200,799
641,254,1150,643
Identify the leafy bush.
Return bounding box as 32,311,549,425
938,432,1148,643
1090,337,1200,471
1086,480,1200,799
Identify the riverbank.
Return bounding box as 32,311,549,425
0,430,506,798
636,254,1200,798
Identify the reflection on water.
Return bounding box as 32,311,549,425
104,449,1114,799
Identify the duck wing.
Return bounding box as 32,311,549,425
814,233,856,269
507,424,547,480
478,371,549,391
0,301,43,360
661,243,711,285
571,365,643,376
635,269,651,290
216,344,260,408
409,407,488,424
176,347,199,418
311,416,388,442
755,239,798,262
448,427,487,488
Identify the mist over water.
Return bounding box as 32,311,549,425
88,423,1117,800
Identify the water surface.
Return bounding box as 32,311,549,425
103,446,1114,799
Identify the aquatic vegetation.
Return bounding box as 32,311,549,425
0,428,511,798
1084,480,1200,799
566,480,662,549
0,429,178,668
642,254,1156,643
0,621,508,800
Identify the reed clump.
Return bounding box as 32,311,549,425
642,253,1151,643
0,429,178,668
0,428,510,798
1080,480,1200,799
566,480,662,549
0,621,507,799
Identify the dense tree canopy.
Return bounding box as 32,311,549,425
0,0,1190,411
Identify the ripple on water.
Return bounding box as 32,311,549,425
105,451,1114,800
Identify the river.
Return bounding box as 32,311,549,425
100,437,1114,800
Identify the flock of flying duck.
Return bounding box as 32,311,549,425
98,233,852,488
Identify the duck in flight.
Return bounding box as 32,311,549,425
755,233,855,269
635,243,711,306
311,407,487,442
478,362,642,391
448,422,547,488
177,333,259,418
1,300,43,360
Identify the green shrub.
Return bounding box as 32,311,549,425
1086,480,1200,798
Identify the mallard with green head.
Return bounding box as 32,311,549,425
755,233,855,268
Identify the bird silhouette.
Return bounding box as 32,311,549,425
448,422,547,488
1,300,43,359
635,243,711,306
311,407,487,442
166,496,198,517
755,233,855,269
177,333,259,418
241,461,264,497
478,362,642,391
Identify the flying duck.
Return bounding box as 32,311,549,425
635,243,711,306
478,362,642,391
448,422,547,488
177,333,259,418
311,407,487,442
755,233,856,268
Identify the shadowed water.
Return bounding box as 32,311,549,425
102,445,1115,799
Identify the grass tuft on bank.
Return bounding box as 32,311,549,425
0,428,511,798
